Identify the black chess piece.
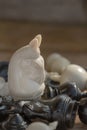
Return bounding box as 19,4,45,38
59,82,87,101
22,95,78,130
4,114,27,130
78,98,87,125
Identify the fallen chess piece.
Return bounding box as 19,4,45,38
60,64,87,91
0,94,78,130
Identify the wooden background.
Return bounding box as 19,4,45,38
0,21,87,68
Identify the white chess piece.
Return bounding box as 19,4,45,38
46,53,70,74
46,72,61,82
0,77,9,96
26,121,58,130
60,64,87,91
8,34,45,100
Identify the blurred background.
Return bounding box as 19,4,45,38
0,0,87,67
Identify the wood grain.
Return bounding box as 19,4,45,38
0,21,87,67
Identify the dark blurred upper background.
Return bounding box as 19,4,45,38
0,0,87,67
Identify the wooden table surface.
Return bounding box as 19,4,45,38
0,21,87,130
71,116,87,130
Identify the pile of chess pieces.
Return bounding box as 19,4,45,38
0,35,87,130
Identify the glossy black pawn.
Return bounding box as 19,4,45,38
78,99,87,125
55,95,79,130
23,94,78,130
44,79,87,101
59,82,87,101
5,114,27,130
45,78,60,88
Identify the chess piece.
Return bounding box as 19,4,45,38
8,34,45,100
60,64,87,91
78,99,87,125
59,82,87,101
46,53,70,74
4,114,27,130
26,121,58,130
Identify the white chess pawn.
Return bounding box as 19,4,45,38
60,64,87,91
46,53,70,74
0,77,9,96
46,72,61,82
8,34,45,100
26,121,58,130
